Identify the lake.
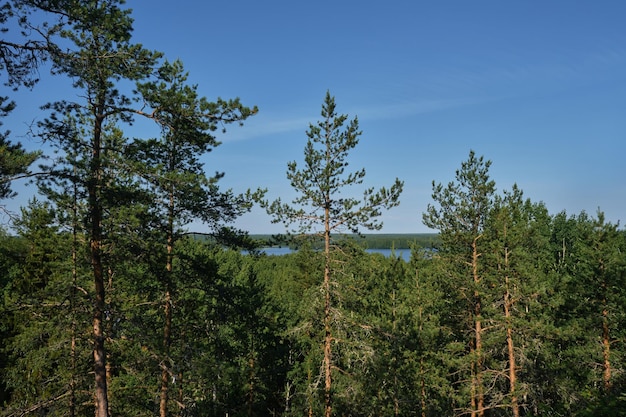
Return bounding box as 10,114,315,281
255,247,413,262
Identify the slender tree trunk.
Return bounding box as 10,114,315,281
106,267,114,417
91,213,107,417
177,370,184,417
70,329,77,417
160,289,172,417
284,348,293,415
323,207,332,417
70,164,78,417
321,196,334,417
503,247,519,417
160,187,175,417
91,204,108,413
471,236,484,417
91,113,109,417
474,309,483,417
470,345,477,417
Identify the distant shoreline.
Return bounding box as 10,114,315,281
248,233,440,250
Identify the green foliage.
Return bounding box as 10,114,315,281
0,0,58,88
538,210,626,415
0,97,40,201
1,5,625,415
129,58,260,236
423,149,496,246
263,91,403,236
260,91,403,417
1,200,93,416
2,201,626,416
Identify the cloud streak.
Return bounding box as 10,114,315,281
222,96,492,142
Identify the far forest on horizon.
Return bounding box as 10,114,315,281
192,233,442,250
0,2,624,417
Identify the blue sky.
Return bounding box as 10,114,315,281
3,1,626,233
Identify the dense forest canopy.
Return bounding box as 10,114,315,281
1,2,625,417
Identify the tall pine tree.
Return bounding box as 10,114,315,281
262,91,403,417
35,2,160,414
423,150,496,417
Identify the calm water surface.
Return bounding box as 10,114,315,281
258,247,412,262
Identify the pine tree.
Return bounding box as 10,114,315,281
553,211,626,414
130,59,259,417
576,212,625,394
484,185,553,416
262,91,403,417
423,150,496,417
33,2,161,414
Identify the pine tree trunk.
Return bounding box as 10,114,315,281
391,289,400,417
160,188,175,417
177,331,184,417
160,289,172,417
106,267,114,417
504,247,519,417
598,258,612,392
284,348,293,415
177,370,184,417
471,236,484,417
91,114,109,417
474,313,484,417
70,171,78,417
92,199,108,417
323,203,332,417
70,330,76,417
505,309,519,417
470,351,477,417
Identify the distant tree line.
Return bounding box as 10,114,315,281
246,234,440,250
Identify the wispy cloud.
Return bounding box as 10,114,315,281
219,38,626,144
221,96,492,142
219,115,313,142
350,97,493,122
